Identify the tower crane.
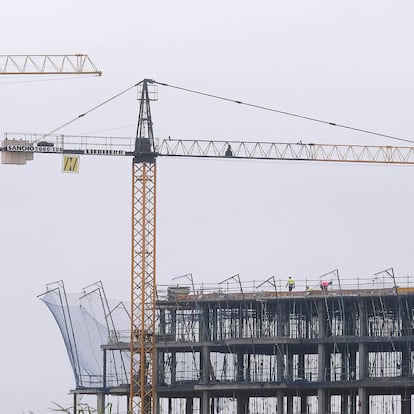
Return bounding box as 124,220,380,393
2,78,414,413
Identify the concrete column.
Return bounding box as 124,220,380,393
402,342,410,377
200,305,212,388
357,298,368,414
276,345,285,381
171,309,177,339
201,391,210,414
237,351,244,382
157,351,164,386
341,349,349,381
358,298,367,337
349,349,357,381
298,352,305,379
97,393,105,414
277,301,285,337
287,394,293,414
276,298,287,414
357,387,368,414
357,342,368,414
186,397,193,414
275,296,285,381
102,349,107,389
159,309,166,335
246,353,251,382
401,392,411,414
358,343,368,380
257,301,263,338
170,308,178,387
287,347,294,381
341,393,349,414
73,394,77,414
318,298,328,413
154,394,159,414
317,299,329,413
349,389,356,414
276,390,284,414
300,395,307,414
154,337,159,414
171,351,177,384
317,388,328,414
236,394,248,414
199,305,210,342
212,308,217,340
318,343,328,381
201,345,210,383
318,300,327,337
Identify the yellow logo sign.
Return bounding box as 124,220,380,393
62,155,79,173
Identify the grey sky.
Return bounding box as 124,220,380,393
1,1,414,413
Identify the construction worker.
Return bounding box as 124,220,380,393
286,276,295,292
320,280,332,291
225,144,233,157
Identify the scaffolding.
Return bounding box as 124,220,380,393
40,274,414,413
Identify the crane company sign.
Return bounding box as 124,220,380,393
5,145,125,156
6,144,62,153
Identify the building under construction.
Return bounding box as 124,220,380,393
40,273,414,413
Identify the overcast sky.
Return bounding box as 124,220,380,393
1,1,414,413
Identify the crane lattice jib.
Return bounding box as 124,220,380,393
3,135,414,164
0,54,101,75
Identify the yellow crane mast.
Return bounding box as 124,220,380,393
130,80,157,414
2,79,414,413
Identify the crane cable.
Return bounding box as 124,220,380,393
41,78,414,146
155,81,414,145
43,81,142,138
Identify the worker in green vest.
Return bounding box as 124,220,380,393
286,276,295,292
